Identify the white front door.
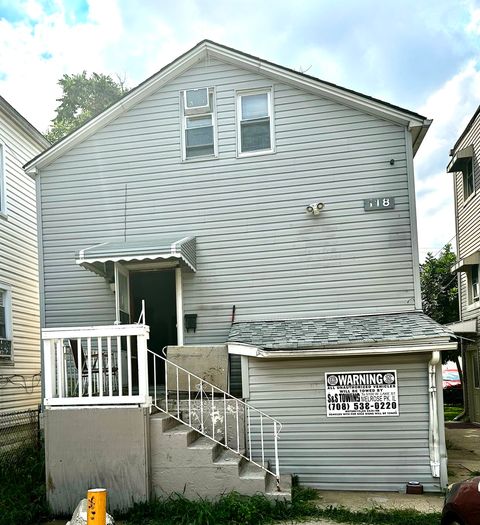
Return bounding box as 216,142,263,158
115,262,130,324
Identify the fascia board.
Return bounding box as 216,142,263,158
24,45,208,174
205,44,428,128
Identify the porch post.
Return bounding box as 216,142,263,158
43,338,55,404
175,267,184,345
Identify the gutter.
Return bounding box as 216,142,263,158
228,341,457,358
428,351,441,478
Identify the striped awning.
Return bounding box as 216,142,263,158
76,236,196,274
447,144,473,173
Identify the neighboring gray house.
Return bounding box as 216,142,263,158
24,41,455,512
447,106,480,423
0,96,49,413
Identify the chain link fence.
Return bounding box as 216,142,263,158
0,407,41,465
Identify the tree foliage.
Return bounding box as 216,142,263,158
46,71,128,143
420,243,459,365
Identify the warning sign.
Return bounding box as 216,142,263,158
325,370,399,417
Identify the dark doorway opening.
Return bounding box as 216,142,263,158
131,270,177,353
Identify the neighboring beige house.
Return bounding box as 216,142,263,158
447,106,480,422
0,96,49,412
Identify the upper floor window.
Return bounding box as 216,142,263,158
470,264,480,305
0,143,6,214
0,286,12,359
182,87,216,160
463,157,475,201
447,144,475,203
237,89,274,155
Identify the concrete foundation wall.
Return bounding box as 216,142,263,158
44,407,149,514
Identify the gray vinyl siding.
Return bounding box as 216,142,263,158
39,57,418,344
0,111,43,411
247,353,439,491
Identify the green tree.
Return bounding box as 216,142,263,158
420,243,459,367
46,71,128,143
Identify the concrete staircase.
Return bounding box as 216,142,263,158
150,413,291,501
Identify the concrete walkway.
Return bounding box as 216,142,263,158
445,421,480,483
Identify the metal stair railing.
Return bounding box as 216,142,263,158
148,348,282,485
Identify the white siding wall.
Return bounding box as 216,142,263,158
247,353,438,491
0,112,43,411
39,57,418,344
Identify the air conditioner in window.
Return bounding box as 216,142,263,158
184,88,212,115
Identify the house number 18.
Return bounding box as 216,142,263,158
364,197,395,211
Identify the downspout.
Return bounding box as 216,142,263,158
454,339,468,421
429,351,441,478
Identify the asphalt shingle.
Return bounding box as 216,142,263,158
227,312,453,350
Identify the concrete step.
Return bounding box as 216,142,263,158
214,447,243,467
150,412,179,432
187,435,224,463
160,422,200,448
238,460,268,493
265,473,292,502
149,413,292,501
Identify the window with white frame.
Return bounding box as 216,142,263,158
463,157,475,201
0,143,6,214
182,87,216,160
0,287,12,358
469,264,480,304
237,90,273,155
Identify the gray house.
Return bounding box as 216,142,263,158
447,106,480,423
25,41,455,512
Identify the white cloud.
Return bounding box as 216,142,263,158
414,60,480,260
0,0,124,131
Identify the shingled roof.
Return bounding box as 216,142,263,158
228,312,453,350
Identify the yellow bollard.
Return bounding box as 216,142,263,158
87,488,107,525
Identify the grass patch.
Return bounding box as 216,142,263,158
121,485,441,525
444,404,463,421
0,445,49,525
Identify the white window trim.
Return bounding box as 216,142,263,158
0,142,7,216
236,87,275,158
0,283,13,361
180,87,218,162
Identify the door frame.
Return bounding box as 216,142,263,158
114,262,130,324
115,262,184,345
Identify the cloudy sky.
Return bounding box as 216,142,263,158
1,0,479,260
